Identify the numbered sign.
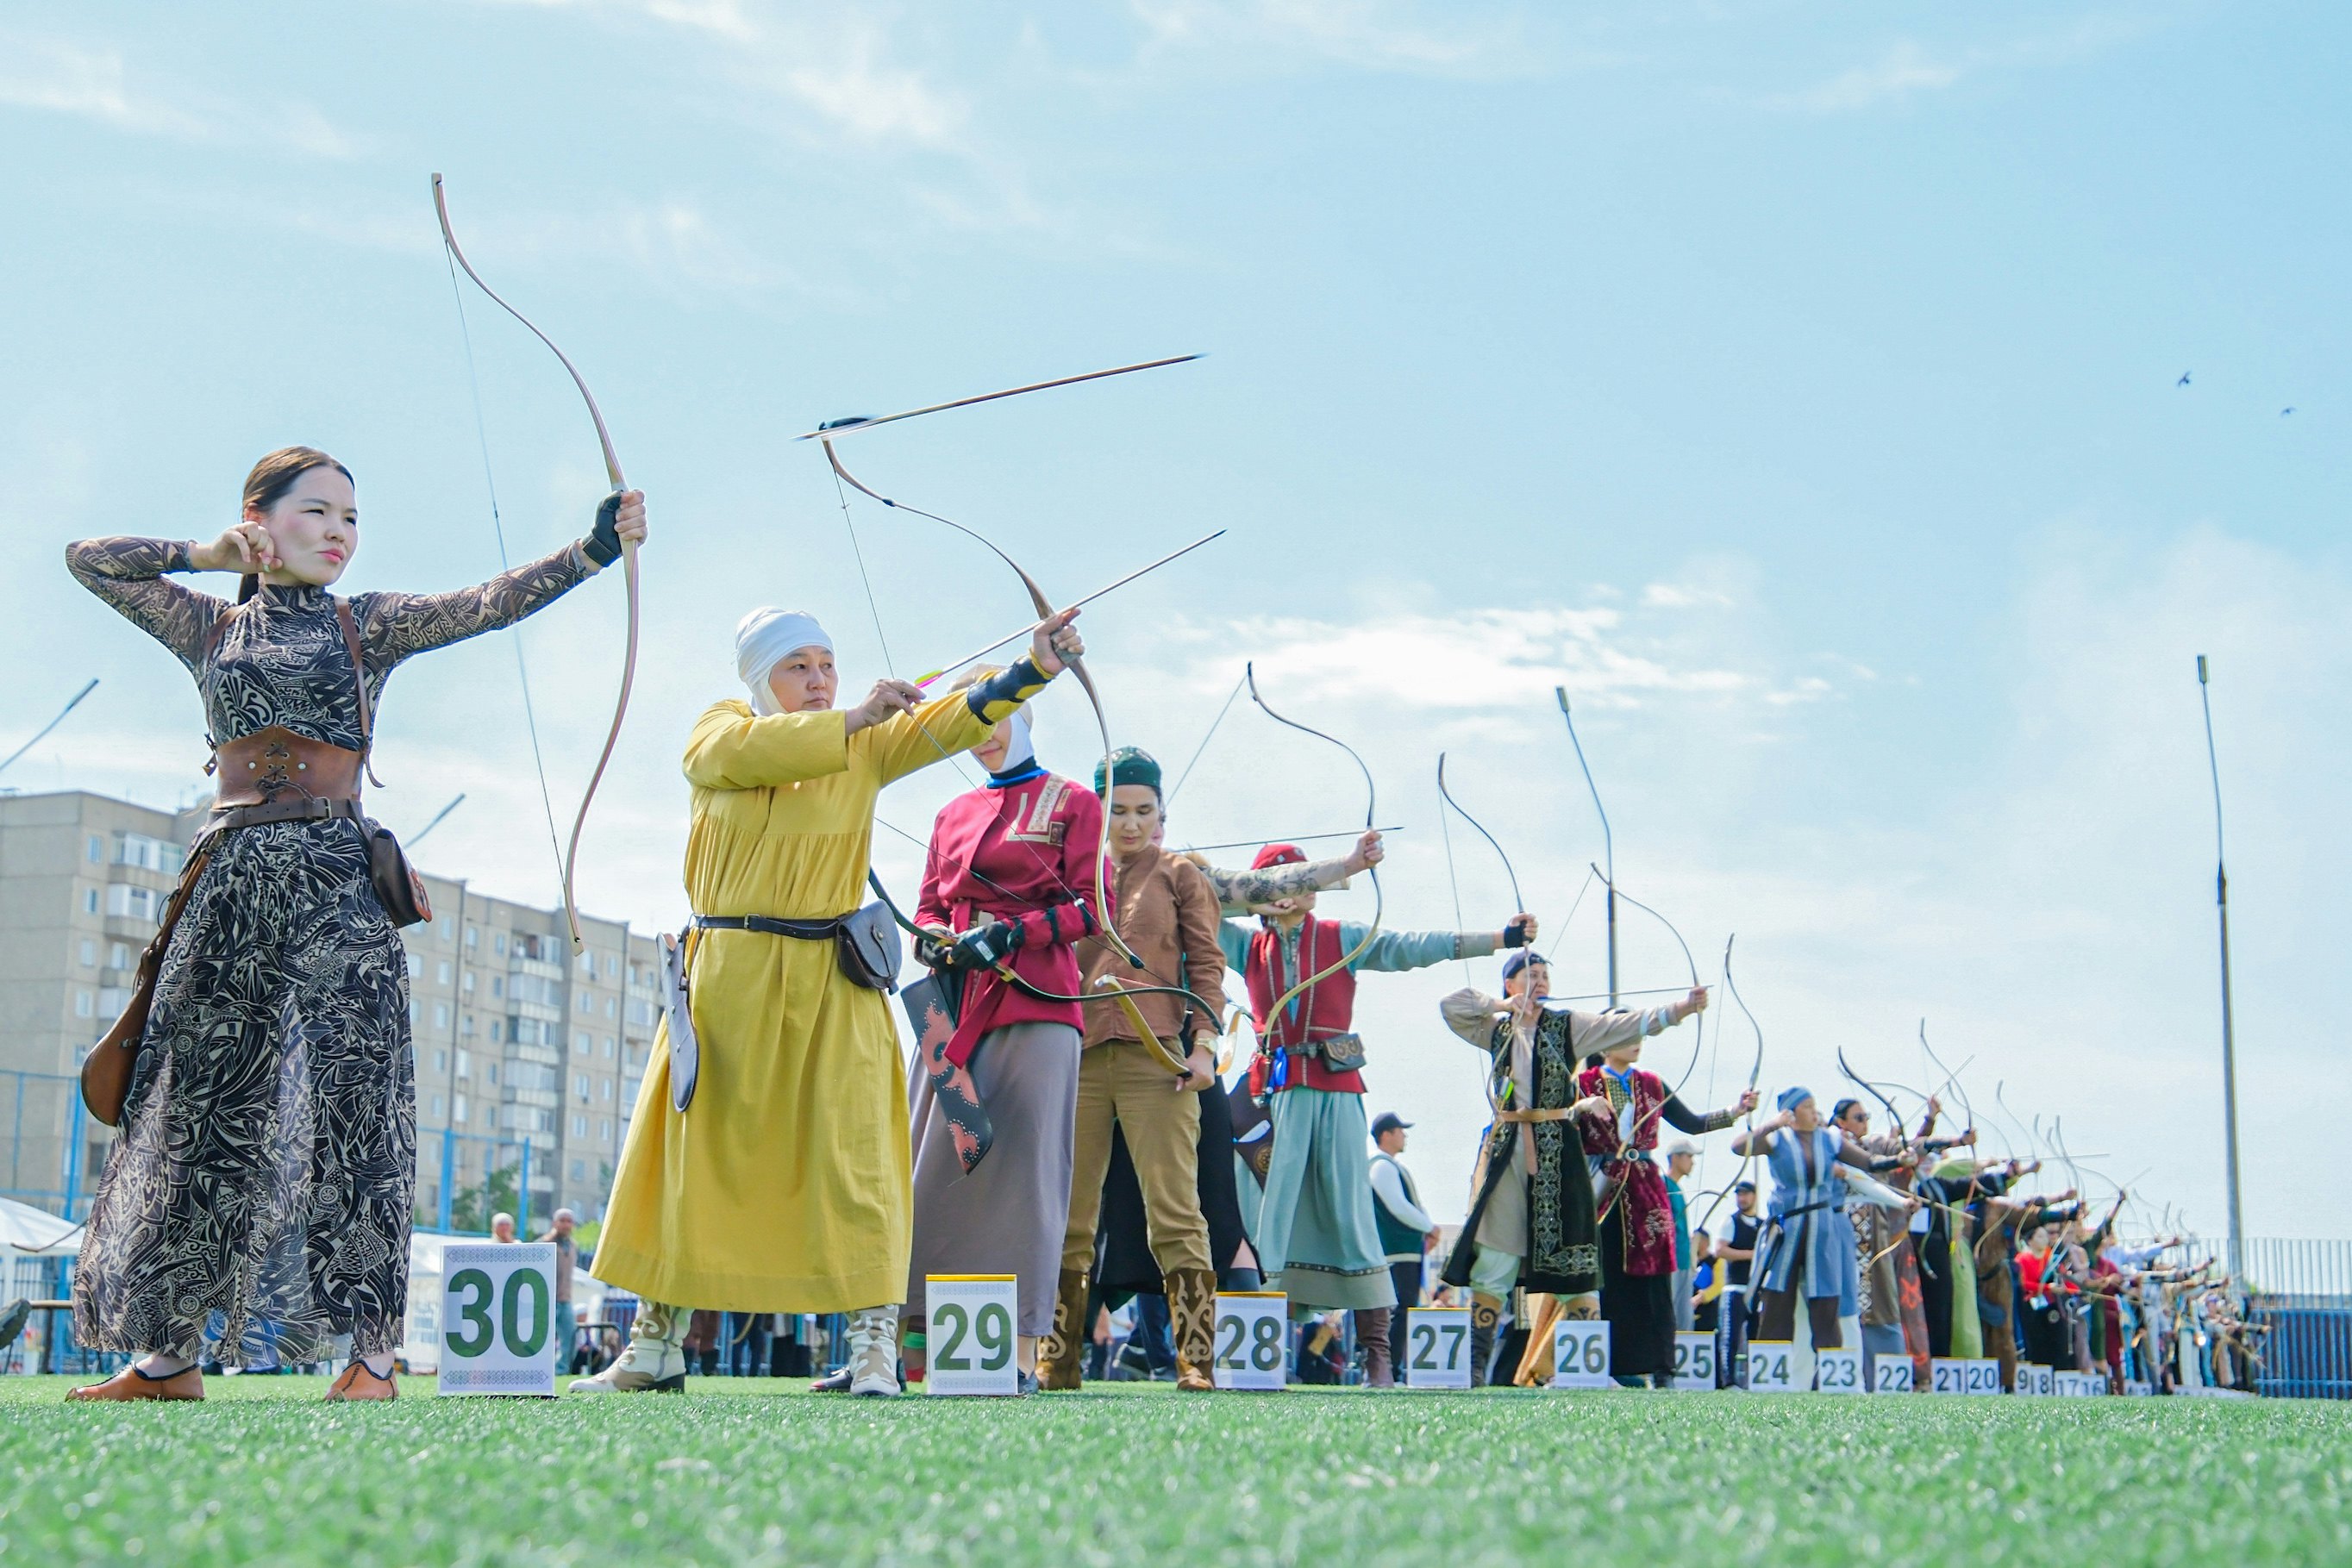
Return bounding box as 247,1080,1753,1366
1672,1331,1717,1390
1814,1346,1863,1394
1930,1358,1967,1395
1746,1340,1795,1392
2023,1363,2055,1396
2053,1370,2105,1397
1963,1359,2001,1396
925,1275,1018,1396
438,1242,557,1396
2124,1378,2153,1397
1870,1357,1916,1394
1549,1319,1612,1389
1403,1309,1472,1390
1213,1292,1289,1390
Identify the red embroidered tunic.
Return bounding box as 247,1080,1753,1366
1577,1063,1682,1278
917,772,1104,1066
1242,916,1363,1096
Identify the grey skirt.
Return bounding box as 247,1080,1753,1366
904,1020,1081,1337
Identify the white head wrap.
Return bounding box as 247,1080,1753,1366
997,709,1036,772
736,609,834,715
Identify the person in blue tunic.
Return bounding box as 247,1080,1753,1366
1731,1085,1891,1351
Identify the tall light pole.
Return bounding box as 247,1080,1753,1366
1554,686,1617,1005
2196,655,2243,1274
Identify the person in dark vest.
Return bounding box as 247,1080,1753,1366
1439,951,1716,1386
1226,843,1531,1388
1368,1113,1433,1313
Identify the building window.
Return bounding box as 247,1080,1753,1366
434,1049,448,1073
488,1064,500,1086
112,833,184,874
435,1003,450,1028
86,834,103,863
604,996,616,1019
574,1032,590,1054
438,915,454,943
405,954,422,979
436,960,451,985
109,941,129,969
568,1159,585,1182
75,990,93,1018
454,1094,469,1124
494,933,507,957
431,1094,445,1118
79,939,97,967
491,977,504,999
466,924,479,949
104,884,159,922
461,1014,475,1038
462,971,475,995
571,1115,587,1139
603,1036,616,1058
84,888,99,915
456,1049,472,1081
601,1078,613,1102
577,990,591,1012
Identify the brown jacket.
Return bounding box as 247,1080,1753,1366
1077,843,1225,1047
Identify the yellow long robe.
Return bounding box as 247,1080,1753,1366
592,690,993,1311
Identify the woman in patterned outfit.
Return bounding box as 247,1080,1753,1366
64,447,646,1402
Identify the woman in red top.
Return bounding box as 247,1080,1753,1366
903,662,1102,1391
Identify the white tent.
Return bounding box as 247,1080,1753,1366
0,1196,80,1255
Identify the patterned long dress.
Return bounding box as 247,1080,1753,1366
66,535,597,1365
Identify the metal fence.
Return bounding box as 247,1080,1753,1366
2236,1236,2352,1401
0,1069,90,1217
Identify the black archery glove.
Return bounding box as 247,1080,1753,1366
947,920,1024,972
583,491,626,567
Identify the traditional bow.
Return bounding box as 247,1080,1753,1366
1243,662,1384,1034
1692,934,1763,1234
434,174,636,954
810,357,1205,1071
1587,865,1707,1103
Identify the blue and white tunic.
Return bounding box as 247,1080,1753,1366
1756,1126,1861,1310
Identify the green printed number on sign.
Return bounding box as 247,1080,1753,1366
1410,1322,1466,1371
446,1268,495,1358
445,1265,547,1360
933,1302,1013,1373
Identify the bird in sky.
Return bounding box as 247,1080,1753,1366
2177,372,2192,387
2281,407,2295,416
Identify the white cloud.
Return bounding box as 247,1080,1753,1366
1129,0,1541,78
1766,17,2155,116
0,31,358,155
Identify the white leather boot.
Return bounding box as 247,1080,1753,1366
568,1300,688,1394
848,1305,901,1397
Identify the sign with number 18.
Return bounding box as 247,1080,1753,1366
438,1242,556,1396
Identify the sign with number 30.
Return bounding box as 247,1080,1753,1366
438,1242,556,1396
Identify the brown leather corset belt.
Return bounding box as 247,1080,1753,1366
211,725,366,810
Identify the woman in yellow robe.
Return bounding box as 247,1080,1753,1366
579,603,1083,1396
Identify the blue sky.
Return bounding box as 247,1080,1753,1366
4,2,2345,1239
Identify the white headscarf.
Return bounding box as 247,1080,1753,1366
735,609,834,715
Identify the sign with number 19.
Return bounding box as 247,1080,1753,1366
1214,1292,1288,1390
438,1242,556,1396
925,1275,1018,1396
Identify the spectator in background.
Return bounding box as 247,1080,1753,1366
538,1208,579,1372
1368,1113,1433,1314
1692,1229,1722,1334
491,1213,517,1244
726,1310,770,1377
1718,1181,1760,1385
1664,1140,1698,1334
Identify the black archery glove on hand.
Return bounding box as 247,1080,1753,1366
947,920,1024,972
583,491,626,567
1503,915,1535,948
914,929,955,971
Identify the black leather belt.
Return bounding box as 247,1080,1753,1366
209,796,365,834
691,913,844,940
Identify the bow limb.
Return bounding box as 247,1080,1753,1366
1092,976,1198,1079
822,438,1142,978
434,175,634,955
1436,753,1524,913
1918,1019,1978,1140
1245,663,1383,1028
1591,865,1706,1102
1692,934,1762,1234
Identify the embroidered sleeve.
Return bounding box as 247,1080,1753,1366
1202,853,1354,914
357,541,595,670
65,537,224,671
963,656,1050,722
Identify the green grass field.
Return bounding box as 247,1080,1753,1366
2,1377,2345,1565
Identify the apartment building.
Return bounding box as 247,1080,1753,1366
0,789,662,1227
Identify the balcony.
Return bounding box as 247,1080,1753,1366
510,955,564,984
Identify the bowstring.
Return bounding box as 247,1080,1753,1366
1436,765,1472,985
1166,669,1245,809
444,247,564,891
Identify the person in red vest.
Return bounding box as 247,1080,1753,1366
1223,842,1532,1387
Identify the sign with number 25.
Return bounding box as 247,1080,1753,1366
438,1242,557,1396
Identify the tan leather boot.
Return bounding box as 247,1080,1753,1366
1167,1268,1218,1391
1038,1269,1089,1390
325,1361,397,1401
568,1300,687,1393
